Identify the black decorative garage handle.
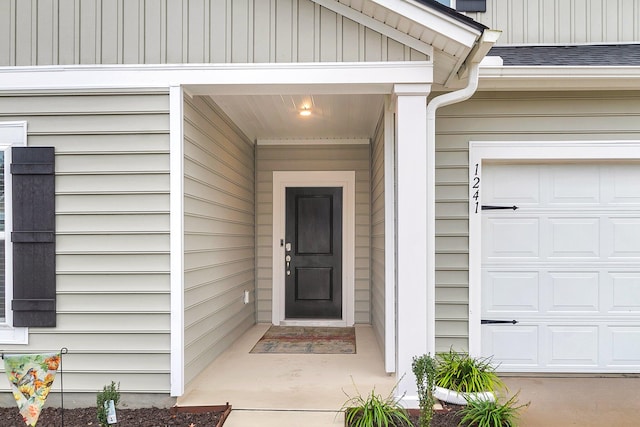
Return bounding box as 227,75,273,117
481,205,519,211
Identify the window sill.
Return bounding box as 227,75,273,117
0,324,28,344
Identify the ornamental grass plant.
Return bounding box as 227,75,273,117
342,381,411,427
459,392,529,427
435,350,505,394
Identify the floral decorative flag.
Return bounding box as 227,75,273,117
3,353,60,426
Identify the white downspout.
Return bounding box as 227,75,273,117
424,25,500,355
425,63,481,355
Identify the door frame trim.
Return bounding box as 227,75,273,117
272,171,356,327
468,140,640,361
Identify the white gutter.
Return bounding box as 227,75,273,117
425,29,500,355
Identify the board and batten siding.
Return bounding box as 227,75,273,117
467,0,640,45
433,90,640,352
0,91,172,395
183,96,255,387
256,144,371,324
370,114,386,350
0,0,427,67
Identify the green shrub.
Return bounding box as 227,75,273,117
435,350,505,393
459,393,529,427
342,382,411,427
412,354,437,427
96,381,120,427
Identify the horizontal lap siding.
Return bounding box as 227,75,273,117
256,144,371,324
468,0,640,45
183,96,255,387
434,91,640,353
370,115,385,349
0,91,172,393
0,0,425,66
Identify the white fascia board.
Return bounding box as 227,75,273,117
478,65,640,91
369,0,481,48
312,0,433,57
0,62,433,94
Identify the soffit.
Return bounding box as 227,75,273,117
316,0,485,87
208,0,488,142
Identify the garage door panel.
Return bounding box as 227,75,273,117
548,272,600,312
610,165,640,204
549,165,601,205
609,273,640,312
610,218,640,257
482,325,539,367
609,327,640,365
482,218,539,259
483,271,539,312
549,218,600,258
548,325,599,366
484,165,540,206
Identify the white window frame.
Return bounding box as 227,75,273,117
0,121,28,344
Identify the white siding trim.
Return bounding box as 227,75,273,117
272,171,356,327
468,140,640,358
0,121,28,345
169,86,184,396
383,97,396,373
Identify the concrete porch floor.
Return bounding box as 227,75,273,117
178,323,640,426
178,323,397,426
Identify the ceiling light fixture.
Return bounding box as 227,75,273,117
299,106,312,117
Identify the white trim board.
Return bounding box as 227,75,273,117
169,86,185,396
271,171,356,327
468,140,640,359
0,121,28,345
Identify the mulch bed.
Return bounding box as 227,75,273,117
0,406,227,427
408,403,464,427
347,402,464,427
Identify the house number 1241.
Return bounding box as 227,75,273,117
472,163,480,214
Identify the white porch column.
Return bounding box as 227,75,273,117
394,84,431,406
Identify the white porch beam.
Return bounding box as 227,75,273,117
394,83,431,407
0,62,433,94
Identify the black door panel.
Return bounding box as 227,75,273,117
285,187,342,319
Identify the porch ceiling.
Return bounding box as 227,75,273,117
210,94,384,142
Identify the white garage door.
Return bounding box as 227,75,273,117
481,162,640,372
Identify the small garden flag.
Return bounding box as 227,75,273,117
3,352,60,426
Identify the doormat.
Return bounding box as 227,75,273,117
250,326,356,354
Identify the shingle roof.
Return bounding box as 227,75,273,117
489,44,640,66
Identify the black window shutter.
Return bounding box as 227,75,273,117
457,0,486,12
11,147,56,327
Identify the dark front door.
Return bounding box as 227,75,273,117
285,187,342,319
